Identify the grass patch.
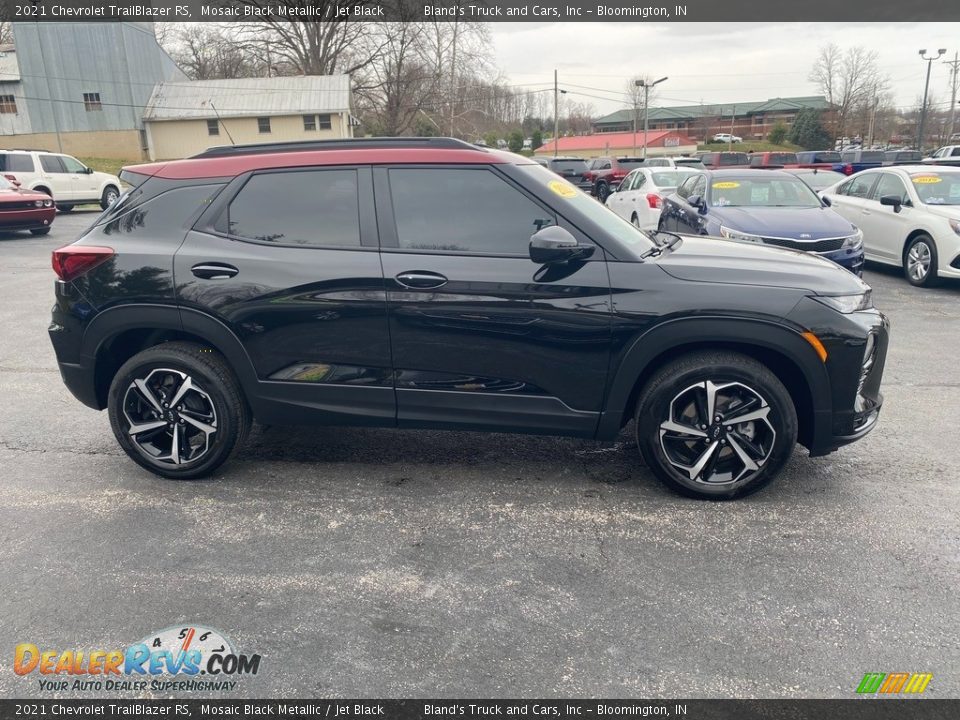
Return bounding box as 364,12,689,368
697,141,801,153
77,157,136,177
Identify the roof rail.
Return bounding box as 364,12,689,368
191,137,482,159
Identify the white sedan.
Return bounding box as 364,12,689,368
820,165,960,287
606,167,700,230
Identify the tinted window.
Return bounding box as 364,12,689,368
389,168,552,254
841,152,856,162
102,185,225,236
549,159,587,174
40,155,66,173
617,159,646,171
676,174,700,199
228,170,360,246
690,175,707,198
768,153,798,165
0,153,34,172
860,151,885,162
717,153,749,166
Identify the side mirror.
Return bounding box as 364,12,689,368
688,194,707,213
879,194,902,213
529,225,595,265
821,195,832,207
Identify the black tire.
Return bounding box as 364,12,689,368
101,185,120,210
107,341,251,479
29,227,51,236
596,182,610,202
634,351,798,500
903,234,940,287
57,204,75,213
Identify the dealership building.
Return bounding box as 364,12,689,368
535,131,697,159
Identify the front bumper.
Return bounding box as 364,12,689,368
0,207,56,231
822,246,865,275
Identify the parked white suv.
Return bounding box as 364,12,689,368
0,150,122,211
712,132,743,143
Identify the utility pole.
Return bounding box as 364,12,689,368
945,52,960,140
632,95,639,156
553,69,559,157
449,18,459,137
730,105,736,139
636,76,667,159
918,49,946,151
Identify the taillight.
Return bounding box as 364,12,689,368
844,164,854,175
52,245,114,282
646,193,663,209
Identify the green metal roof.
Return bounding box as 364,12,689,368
594,96,830,125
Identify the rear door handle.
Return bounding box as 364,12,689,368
191,262,238,280
395,271,448,289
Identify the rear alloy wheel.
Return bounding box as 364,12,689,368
596,182,610,202
635,351,797,499
58,204,75,213
108,342,250,479
101,185,120,210
904,234,939,287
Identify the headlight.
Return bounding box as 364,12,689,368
949,219,960,236
842,227,863,249
719,225,763,243
34,199,44,207
813,291,873,313
43,199,53,207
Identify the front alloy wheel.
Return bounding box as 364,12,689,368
635,351,798,499
658,380,776,485
904,235,939,287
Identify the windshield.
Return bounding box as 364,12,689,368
618,160,647,171
674,158,704,167
794,170,846,190
909,173,960,205
709,176,822,208
767,153,798,165
516,163,655,253
550,160,587,173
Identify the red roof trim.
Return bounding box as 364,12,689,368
126,148,506,180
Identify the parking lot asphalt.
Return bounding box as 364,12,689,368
0,210,958,700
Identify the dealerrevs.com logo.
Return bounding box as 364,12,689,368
14,625,261,693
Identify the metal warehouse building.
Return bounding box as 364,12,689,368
0,23,186,159
143,75,356,160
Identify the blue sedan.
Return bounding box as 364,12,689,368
658,169,865,274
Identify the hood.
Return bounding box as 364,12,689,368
654,234,869,295
710,206,856,239
923,204,960,221
1,187,48,201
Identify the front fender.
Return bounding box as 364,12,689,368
596,316,832,440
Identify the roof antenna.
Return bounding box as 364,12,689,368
208,101,235,146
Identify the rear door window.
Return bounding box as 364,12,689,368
39,155,67,173
226,169,361,247
871,173,910,204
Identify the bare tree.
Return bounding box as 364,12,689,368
625,75,661,134
166,24,263,80
809,43,889,140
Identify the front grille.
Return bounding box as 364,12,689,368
761,236,845,252
0,201,43,211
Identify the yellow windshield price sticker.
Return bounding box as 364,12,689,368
713,181,740,189
912,176,942,184
548,180,578,198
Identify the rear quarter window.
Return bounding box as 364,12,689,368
98,184,226,236
0,153,34,172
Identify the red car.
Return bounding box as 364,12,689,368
0,177,55,235
583,157,646,201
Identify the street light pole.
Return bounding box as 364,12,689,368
635,76,668,159
918,48,946,151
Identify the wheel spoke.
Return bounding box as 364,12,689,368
686,440,720,481
731,431,766,460
704,380,719,422
724,405,770,425
133,379,163,413
168,423,182,465
660,419,707,438
128,419,168,436
181,414,216,436
727,434,760,473
168,375,194,408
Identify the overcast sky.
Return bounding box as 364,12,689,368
491,23,960,116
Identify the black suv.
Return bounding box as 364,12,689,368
49,138,888,499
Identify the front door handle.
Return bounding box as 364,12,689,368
192,262,239,280
395,271,448,289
